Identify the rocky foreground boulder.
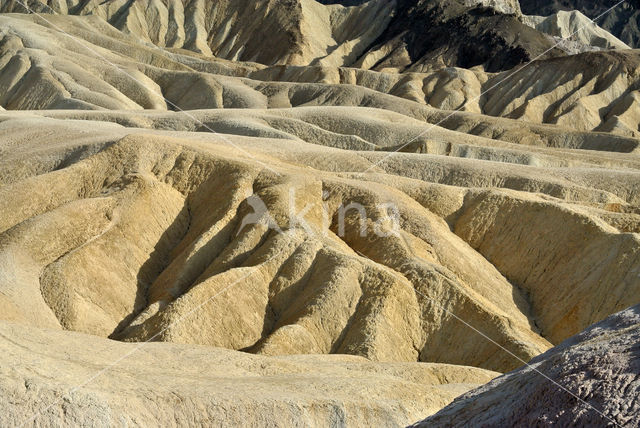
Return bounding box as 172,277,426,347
411,304,640,426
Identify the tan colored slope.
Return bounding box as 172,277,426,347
523,10,630,51
2,0,557,73
0,128,551,372
0,319,498,426
520,0,640,49
1,0,393,66
253,52,640,138
2,13,640,139
453,189,640,343
3,109,640,208
481,51,640,137
0,13,263,110
23,108,640,199
1,112,639,373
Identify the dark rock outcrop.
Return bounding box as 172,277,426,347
412,304,640,427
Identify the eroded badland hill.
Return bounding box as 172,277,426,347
0,0,639,426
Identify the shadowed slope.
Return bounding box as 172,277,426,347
412,305,640,426
1,113,639,374
0,0,560,71
1,14,639,137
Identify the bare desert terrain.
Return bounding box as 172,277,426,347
0,0,639,426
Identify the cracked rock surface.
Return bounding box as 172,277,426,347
412,304,640,427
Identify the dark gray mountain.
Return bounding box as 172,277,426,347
357,0,561,72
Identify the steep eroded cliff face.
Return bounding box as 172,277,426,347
351,0,560,73
0,0,394,65
0,0,561,71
